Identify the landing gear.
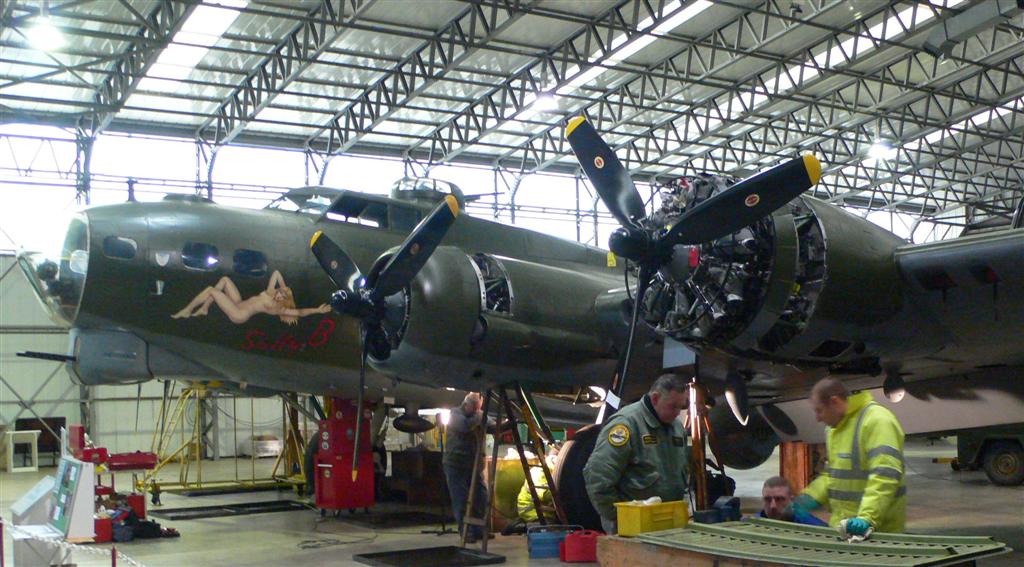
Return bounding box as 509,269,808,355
553,424,603,531
982,441,1024,486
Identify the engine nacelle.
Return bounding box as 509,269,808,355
399,246,482,358
372,247,621,389
643,178,940,367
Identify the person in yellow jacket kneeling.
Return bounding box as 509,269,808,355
516,448,559,524
792,377,907,538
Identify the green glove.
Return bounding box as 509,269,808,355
792,493,820,512
846,517,871,536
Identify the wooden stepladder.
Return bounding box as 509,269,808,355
460,389,496,550
460,385,565,552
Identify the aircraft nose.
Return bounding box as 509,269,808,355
17,214,89,326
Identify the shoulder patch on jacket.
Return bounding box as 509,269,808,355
607,424,630,447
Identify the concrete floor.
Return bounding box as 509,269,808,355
2,437,1021,566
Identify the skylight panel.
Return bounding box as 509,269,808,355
722,1,966,125
516,1,713,119
129,0,246,98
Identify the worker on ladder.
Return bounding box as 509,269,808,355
516,445,560,525
443,392,489,543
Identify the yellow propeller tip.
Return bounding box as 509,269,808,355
565,115,587,137
351,470,358,482
310,230,323,249
803,154,821,185
444,194,460,217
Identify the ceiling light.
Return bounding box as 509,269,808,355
533,94,560,112
868,140,897,161
27,16,64,51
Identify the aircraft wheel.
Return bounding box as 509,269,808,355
982,441,1024,486
554,424,603,531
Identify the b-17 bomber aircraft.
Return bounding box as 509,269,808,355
16,116,1024,504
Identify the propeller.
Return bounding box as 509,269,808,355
565,115,821,420
310,195,460,480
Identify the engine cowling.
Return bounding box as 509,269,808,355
642,177,940,367
371,246,625,390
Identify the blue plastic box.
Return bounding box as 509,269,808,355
527,525,580,558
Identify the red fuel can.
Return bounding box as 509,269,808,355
559,529,600,562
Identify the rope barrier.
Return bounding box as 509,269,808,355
1,520,147,567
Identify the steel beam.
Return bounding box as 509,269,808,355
83,0,200,135
305,0,534,160
196,0,378,147
405,0,702,166
496,0,849,173
508,0,1023,211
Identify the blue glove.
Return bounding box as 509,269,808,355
846,517,871,536
792,494,820,512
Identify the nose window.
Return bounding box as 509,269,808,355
102,236,138,259
182,242,219,270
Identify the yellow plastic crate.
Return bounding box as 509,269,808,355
614,499,689,536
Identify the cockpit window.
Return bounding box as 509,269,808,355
102,236,137,260
327,195,388,228
233,249,267,277
266,189,339,215
182,242,220,270
391,177,461,196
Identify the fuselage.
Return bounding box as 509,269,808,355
20,185,1024,414
20,187,648,405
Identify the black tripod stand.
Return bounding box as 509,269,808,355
420,499,457,536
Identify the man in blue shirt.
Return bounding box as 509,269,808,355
758,476,827,526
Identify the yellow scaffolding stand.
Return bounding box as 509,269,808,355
137,382,308,499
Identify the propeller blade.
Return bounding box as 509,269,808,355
724,372,749,426
352,330,369,482
369,195,460,301
310,231,363,291
565,116,647,232
659,155,821,249
596,264,652,424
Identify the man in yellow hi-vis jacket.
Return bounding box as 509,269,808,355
794,377,906,536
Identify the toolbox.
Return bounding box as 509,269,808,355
107,451,158,470
527,525,581,559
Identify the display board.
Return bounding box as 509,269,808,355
48,456,94,540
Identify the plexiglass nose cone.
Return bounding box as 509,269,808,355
17,215,89,326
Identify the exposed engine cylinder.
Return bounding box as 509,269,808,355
641,175,907,364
